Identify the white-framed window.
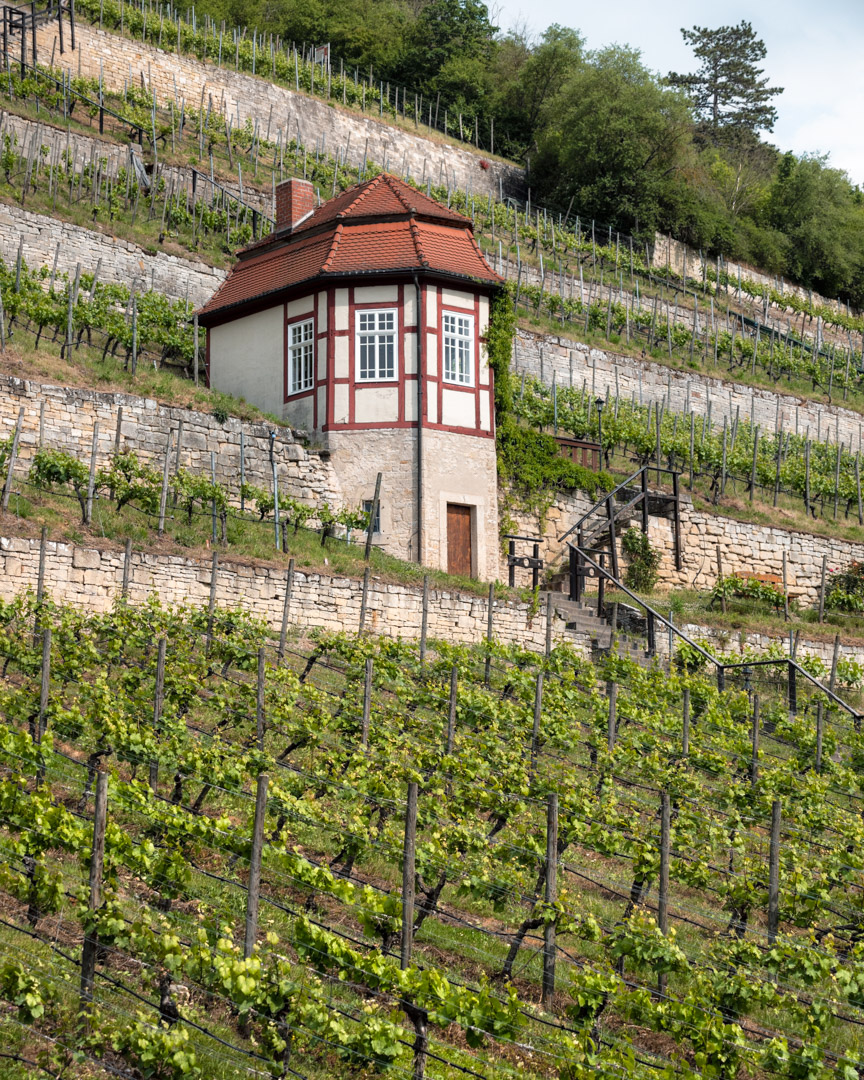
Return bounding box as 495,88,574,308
362,499,381,533
356,309,396,381
287,318,314,396
442,312,474,385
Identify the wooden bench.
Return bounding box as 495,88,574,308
736,571,782,590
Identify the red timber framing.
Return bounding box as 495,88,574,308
273,278,495,439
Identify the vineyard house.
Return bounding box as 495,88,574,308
198,173,503,579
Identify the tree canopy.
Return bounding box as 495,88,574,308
668,22,783,138
188,0,863,305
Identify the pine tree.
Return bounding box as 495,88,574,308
668,22,783,138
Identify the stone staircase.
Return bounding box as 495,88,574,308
542,590,660,669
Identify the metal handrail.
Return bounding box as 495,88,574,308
720,657,859,719
558,463,678,545
571,542,862,722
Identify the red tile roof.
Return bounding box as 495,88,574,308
198,173,501,320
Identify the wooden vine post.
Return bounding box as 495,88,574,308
767,800,781,943
80,770,108,1011
446,665,458,755
364,471,381,562
1,406,24,512
149,637,167,790
401,782,418,970
256,647,266,749
361,657,373,748
657,791,670,995
818,554,828,623
84,422,99,525
358,566,371,633
484,582,494,686
244,773,269,959
419,575,429,664
542,791,558,1008
278,559,294,659
750,695,760,785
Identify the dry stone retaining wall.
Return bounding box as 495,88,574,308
652,234,858,323
3,373,863,605
0,109,271,216
34,21,523,201
0,533,858,672
0,534,571,652
506,482,864,609
0,374,340,503
650,501,864,606
0,202,225,307
515,330,864,450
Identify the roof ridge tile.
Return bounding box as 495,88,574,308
321,222,343,272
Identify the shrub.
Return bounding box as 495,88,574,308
825,561,864,613
621,527,661,592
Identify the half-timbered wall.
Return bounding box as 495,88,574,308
207,278,499,577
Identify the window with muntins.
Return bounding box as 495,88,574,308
356,310,396,381
443,312,474,385
287,318,314,395
362,499,382,533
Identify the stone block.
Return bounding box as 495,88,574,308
72,549,101,570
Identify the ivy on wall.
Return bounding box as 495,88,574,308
487,284,612,538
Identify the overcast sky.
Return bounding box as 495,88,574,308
492,0,864,187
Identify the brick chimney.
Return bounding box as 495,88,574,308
275,178,315,232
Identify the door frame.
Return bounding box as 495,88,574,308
438,491,484,579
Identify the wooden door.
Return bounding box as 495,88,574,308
447,504,473,577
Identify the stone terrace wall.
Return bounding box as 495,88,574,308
650,501,864,605
0,110,269,216
0,202,225,307
34,21,524,201
0,534,858,671
0,374,340,503
515,330,864,449
506,482,864,609
0,534,573,652
652,620,864,669
652,234,857,322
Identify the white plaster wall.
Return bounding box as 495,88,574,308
209,306,284,416
441,388,475,429
441,288,474,310
356,285,399,304
355,386,399,423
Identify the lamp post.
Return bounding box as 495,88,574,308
595,397,605,468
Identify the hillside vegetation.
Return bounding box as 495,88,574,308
2,596,864,1078
87,0,864,307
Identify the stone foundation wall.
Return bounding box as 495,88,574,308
514,330,864,449
326,427,501,580
0,534,571,651
0,201,225,307
0,374,340,504
34,21,524,201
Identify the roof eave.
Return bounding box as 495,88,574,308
196,265,502,326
